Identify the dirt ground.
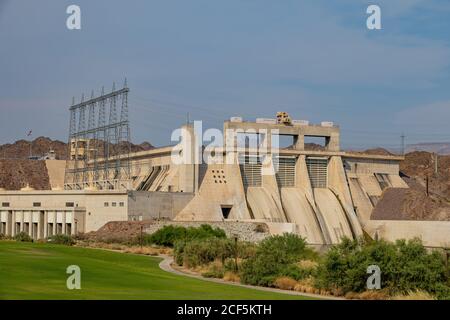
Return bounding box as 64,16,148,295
81,220,160,243
371,188,450,221
400,151,450,200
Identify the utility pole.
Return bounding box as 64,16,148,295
28,132,33,159
234,235,239,272
426,175,430,197
434,153,438,176
140,225,143,249
400,133,405,155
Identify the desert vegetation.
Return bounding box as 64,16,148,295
3,224,448,300
170,230,450,300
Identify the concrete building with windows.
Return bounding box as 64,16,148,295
0,189,192,239
1,115,449,247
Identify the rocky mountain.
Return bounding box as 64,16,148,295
0,137,67,160
0,137,154,160
0,137,154,190
406,142,450,155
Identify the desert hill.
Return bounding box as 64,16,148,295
0,137,154,190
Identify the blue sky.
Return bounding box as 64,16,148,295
1,0,450,150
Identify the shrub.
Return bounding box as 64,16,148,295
391,290,436,300
72,233,87,241
142,225,187,247
433,282,450,300
47,234,75,246
180,238,234,268
174,237,255,269
188,224,226,240
141,224,226,247
202,262,225,279
223,271,240,282
280,263,315,281
294,278,320,295
223,258,240,272
240,233,315,286
273,277,298,290
14,232,33,242
314,237,449,299
236,241,257,259
173,240,186,265
0,233,12,240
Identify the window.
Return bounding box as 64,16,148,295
119,202,124,207
104,202,109,207
112,202,117,207
304,136,327,151
1,202,9,207
221,205,232,219
274,157,296,187
65,202,74,207
306,157,328,188
33,202,41,207
239,155,262,187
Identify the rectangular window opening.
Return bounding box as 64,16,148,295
304,136,327,151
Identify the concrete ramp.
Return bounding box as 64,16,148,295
247,187,285,221
388,175,409,188
281,188,324,244
358,175,383,196
314,188,354,244
348,177,373,224
45,160,65,189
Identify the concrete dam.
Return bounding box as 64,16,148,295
6,112,446,247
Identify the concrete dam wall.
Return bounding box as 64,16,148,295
168,153,366,245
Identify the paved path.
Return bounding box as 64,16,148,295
158,255,343,300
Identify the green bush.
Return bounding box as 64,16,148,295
178,238,234,268
240,233,315,286
174,237,256,269
140,224,226,247
14,232,33,242
433,282,450,300
314,237,449,299
202,264,225,279
173,240,186,265
141,225,187,247
47,234,75,246
236,241,257,259
0,233,13,241
224,257,239,272
280,263,315,281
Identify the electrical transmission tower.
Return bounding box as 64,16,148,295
64,80,131,190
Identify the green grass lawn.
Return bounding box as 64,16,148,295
0,241,313,300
